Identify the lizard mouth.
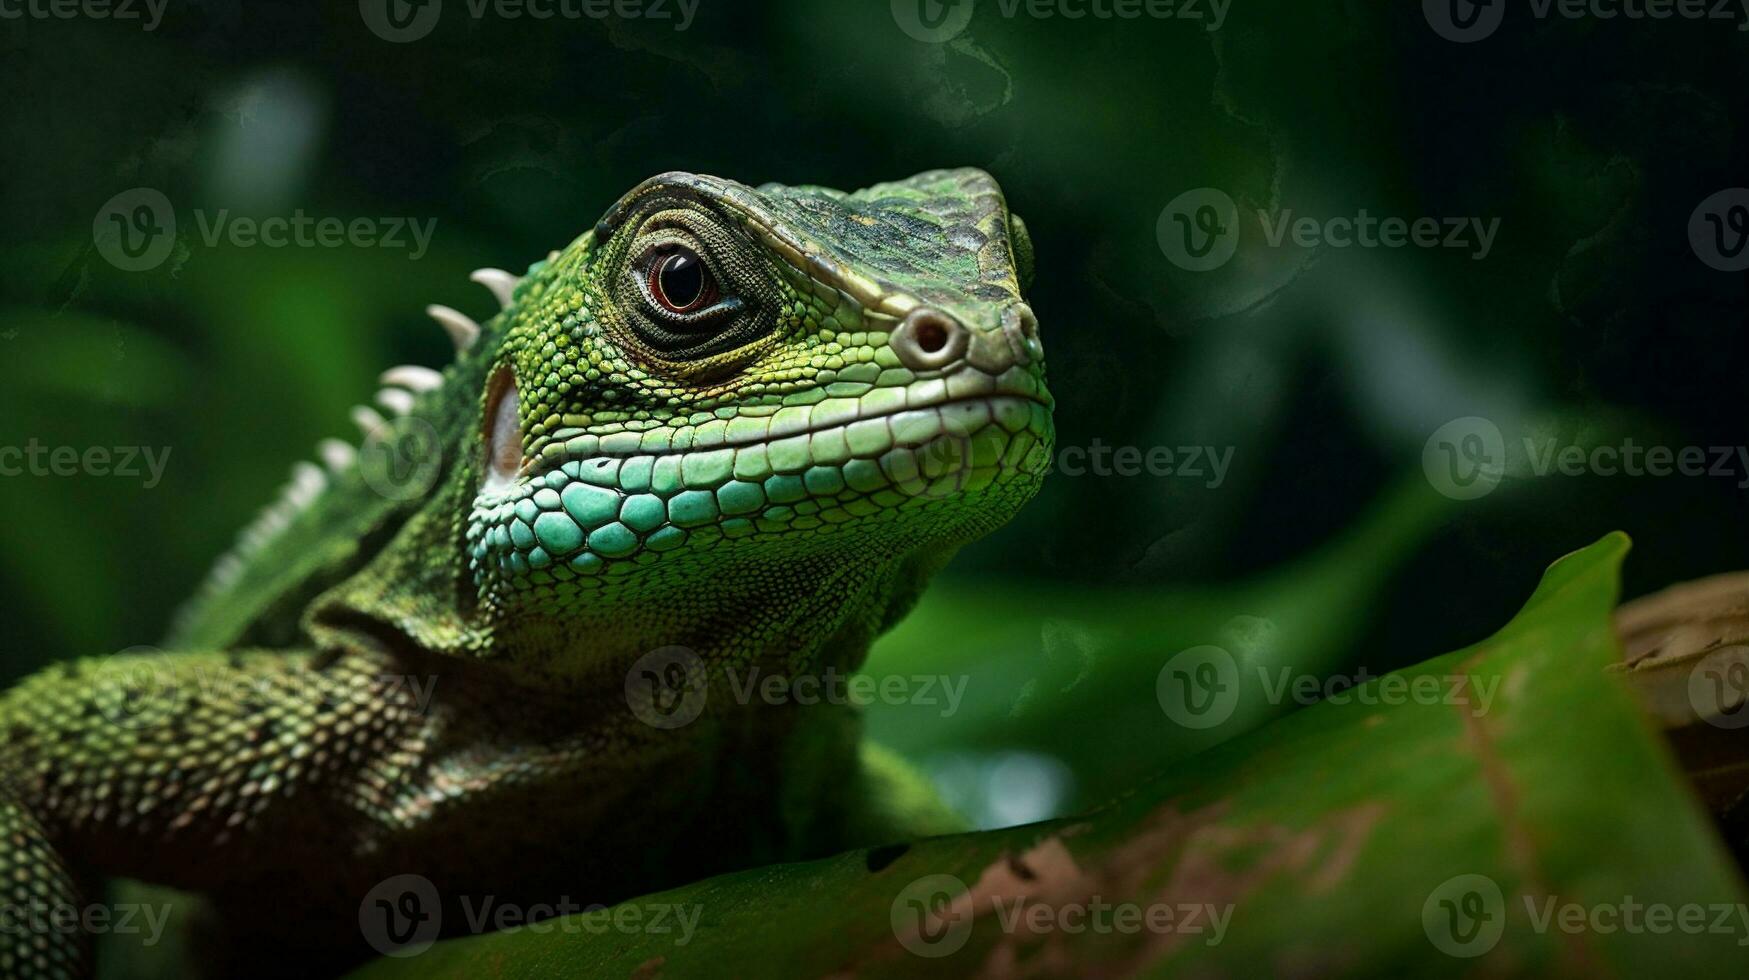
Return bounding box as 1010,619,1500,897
479,356,1050,498
515,370,1052,484
467,381,1053,584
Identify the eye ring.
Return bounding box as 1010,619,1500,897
646,245,719,315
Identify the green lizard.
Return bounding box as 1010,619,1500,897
0,168,1051,977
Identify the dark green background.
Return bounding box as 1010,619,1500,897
1,0,1744,779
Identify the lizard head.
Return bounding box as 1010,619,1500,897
178,170,1049,676
453,170,1052,673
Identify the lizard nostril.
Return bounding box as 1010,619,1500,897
913,317,949,354
891,307,969,371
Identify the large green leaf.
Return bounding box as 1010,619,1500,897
863,475,1451,820
351,533,1747,978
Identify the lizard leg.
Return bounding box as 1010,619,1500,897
0,789,91,979
0,645,432,976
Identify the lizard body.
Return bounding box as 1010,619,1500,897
0,168,1051,977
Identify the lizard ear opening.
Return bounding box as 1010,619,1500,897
482,366,522,493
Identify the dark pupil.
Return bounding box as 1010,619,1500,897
658,251,705,310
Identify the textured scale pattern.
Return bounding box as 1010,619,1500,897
0,169,1051,978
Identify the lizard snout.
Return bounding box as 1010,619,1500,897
889,301,1042,375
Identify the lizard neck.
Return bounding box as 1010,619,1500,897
341,639,871,893
307,497,957,693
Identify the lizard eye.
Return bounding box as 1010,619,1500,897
647,246,718,315
616,222,769,362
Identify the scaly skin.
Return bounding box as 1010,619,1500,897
0,168,1052,977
